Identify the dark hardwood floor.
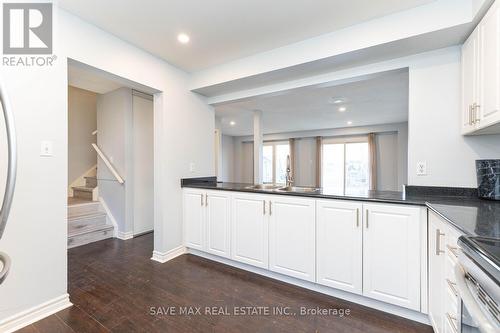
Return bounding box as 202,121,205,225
18,233,433,332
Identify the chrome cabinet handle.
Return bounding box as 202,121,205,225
446,313,458,333
0,81,17,240
469,104,473,125
356,208,359,227
269,201,272,216
446,278,458,297
262,200,266,215
447,244,459,259
435,229,445,255
0,252,11,284
474,103,481,124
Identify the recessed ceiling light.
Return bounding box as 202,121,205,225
177,33,190,44
229,121,236,126
338,106,347,112
347,121,353,125
332,98,344,104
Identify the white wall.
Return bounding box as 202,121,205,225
0,5,214,323
212,47,500,188
220,135,234,182
133,94,154,235
97,87,131,233
227,123,408,190
408,48,500,187
68,86,97,185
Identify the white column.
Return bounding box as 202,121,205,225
253,110,263,184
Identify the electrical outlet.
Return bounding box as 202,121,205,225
189,162,195,173
416,161,427,176
40,141,53,157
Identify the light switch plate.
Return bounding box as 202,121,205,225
40,141,53,157
416,161,427,176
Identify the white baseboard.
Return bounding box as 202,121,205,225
116,231,134,240
0,294,72,333
151,245,186,263
188,249,430,325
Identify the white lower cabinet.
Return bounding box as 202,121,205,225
183,189,205,250
231,192,269,269
429,212,446,333
206,191,231,258
316,200,363,294
362,203,421,311
183,189,231,257
269,196,316,282
428,210,463,333
184,189,426,312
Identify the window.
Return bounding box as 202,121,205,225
263,142,290,184
322,138,369,195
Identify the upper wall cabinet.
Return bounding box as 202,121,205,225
462,1,500,135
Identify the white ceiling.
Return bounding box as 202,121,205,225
216,69,409,136
58,0,435,72
68,64,124,94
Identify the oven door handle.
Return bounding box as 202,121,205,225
454,264,497,333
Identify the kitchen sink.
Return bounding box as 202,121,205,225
245,184,282,191
276,186,320,193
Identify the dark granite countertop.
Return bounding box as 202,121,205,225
182,180,499,236
183,181,458,206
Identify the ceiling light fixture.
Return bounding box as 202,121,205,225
229,121,236,126
332,98,344,104
338,106,347,112
347,121,353,125
177,33,190,44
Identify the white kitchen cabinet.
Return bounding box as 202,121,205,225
269,196,316,282
205,190,231,258
462,0,500,134
428,211,446,333
316,200,363,294
478,1,500,130
183,188,206,251
462,27,479,134
231,192,269,269
428,210,463,333
183,189,231,257
362,203,421,311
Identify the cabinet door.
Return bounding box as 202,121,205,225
316,200,362,294
206,191,231,258
183,189,205,250
231,193,269,269
478,1,500,128
462,29,479,134
429,211,446,333
269,196,315,282
362,203,421,311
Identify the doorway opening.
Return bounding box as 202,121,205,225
67,60,159,248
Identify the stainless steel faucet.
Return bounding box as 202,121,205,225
285,155,294,187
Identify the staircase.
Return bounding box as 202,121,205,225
68,176,114,248
72,176,98,201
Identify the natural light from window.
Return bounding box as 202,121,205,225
322,141,369,195
263,142,290,184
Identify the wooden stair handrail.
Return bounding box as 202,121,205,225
92,143,125,184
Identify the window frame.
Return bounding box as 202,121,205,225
321,135,370,193
263,140,290,184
